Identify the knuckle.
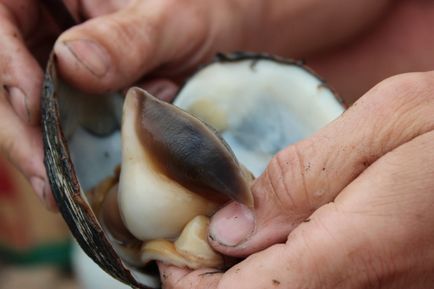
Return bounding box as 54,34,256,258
160,0,210,51
262,143,315,215
365,72,434,142
375,72,434,105
101,16,155,56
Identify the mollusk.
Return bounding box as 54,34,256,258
42,52,344,288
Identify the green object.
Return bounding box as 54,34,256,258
0,240,72,268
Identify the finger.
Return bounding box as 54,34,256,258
0,3,55,208
54,0,212,94
0,0,39,37
78,0,131,18
0,4,44,125
139,79,179,102
158,262,222,289
158,262,190,286
0,88,56,210
209,71,434,256
218,131,434,289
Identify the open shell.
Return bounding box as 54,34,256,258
42,52,344,288
42,55,156,288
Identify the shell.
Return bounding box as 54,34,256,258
42,54,156,288
42,52,345,288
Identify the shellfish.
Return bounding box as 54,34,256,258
42,52,344,288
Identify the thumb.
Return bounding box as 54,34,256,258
208,72,434,256
53,0,212,94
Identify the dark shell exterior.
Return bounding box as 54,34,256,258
41,54,149,289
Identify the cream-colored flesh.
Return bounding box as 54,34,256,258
175,59,345,176
141,216,223,269
118,94,219,241
117,58,344,273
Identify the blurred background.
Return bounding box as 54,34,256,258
0,153,129,289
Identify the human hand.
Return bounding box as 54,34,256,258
159,71,434,288
0,0,396,205
0,0,67,209
0,0,389,209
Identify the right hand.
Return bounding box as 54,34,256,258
160,69,434,289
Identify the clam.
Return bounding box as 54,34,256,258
42,52,344,288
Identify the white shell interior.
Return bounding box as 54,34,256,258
175,58,344,176
69,128,121,191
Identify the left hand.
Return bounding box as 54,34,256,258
159,70,434,289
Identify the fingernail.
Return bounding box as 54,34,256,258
30,176,57,211
209,202,255,247
62,39,111,77
155,86,178,102
4,86,31,123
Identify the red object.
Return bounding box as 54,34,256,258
0,157,15,199
0,156,30,247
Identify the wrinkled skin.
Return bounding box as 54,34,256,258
1,0,434,288
160,71,434,289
